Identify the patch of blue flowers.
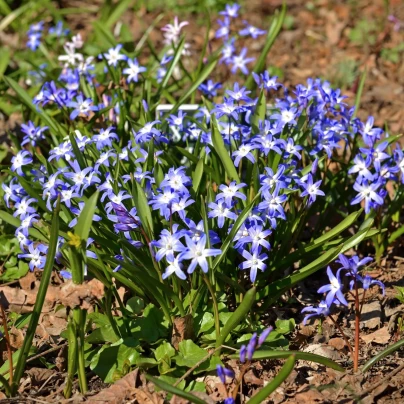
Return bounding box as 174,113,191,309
3,3,403,308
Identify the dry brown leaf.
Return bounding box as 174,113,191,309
328,337,346,351
244,369,264,386
18,271,37,291
26,367,56,386
134,388,164,404
41,314,68,336
87,369,139,404
9,326,24,349
171,314,194,349
59,279,104,310
0,285,58,313
361,327,391,344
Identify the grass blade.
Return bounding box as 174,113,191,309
353,68,367,118
145,374,206,404
245,3,287,90
248,355,296,404
216,287,256,351
230,350,345,372
362,338,404,373
11,197,61,394
75,191,99,243
210,115,240,183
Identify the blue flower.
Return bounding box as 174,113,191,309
252,72,282,91
20,121,47,146
151,226,186,262
351,179,384,213
67,94,98,120
317,267,348,307
216,181,246,205
348,155,374,181
235,224,271,251
13,197,37,219
216,365,235,384
208,199,238,228
103,44,127,66
301,301,330,325
239,22,266,38
109,202,140,232
93,127,119,150
179,234,221,274
239,246,268,282
215,17,231,39
27,33,41,51
258,184,287,220
162,257,187,280
232,143,257,167
11,151,33,176
149,187,179,220
219,3,240,18
229,48,255,75
226,83,251,103
18,243,47,271
199,80,222,97
300,174,325,204
123,58,146,83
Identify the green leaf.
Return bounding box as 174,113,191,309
93,20,117,48
104,0,133,28
0,260,28,281
165,57,218,116
145,375,206,404
194,312,215,335
3,76,66,136
210,115,240,183
248,355,296,404
276,209,362,270
216,287,256,350
155,341,176,362
11,198,60,394
192,158,204,194
137,304,169,343
75,192,99,243
0,47,10,78
246,3,287,89
173,340,221,372
174,340,206,368
353,68,367,118
275,318,296,335
126,296,144,315
230,350,345,372
90,339,140,383
362,338,404,373
251,89,266,133
134,181,154,239
260,220,376,304
158,36,186,91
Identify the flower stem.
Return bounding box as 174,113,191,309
354,278,361,372
329,315,354,357
203,274,220,340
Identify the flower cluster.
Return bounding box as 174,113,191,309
4,3,403,294
302,254,385,324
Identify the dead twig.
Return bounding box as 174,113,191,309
359,362,404,398
0,303,13,385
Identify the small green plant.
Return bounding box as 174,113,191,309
348,19,378,46
381,43,404,64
